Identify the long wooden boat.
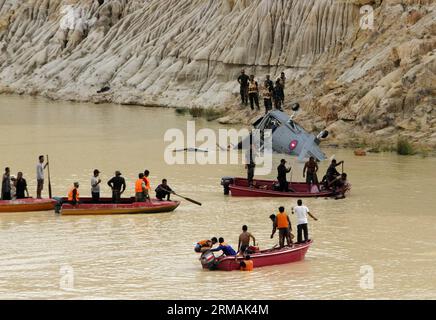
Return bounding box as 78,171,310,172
224,177,334,197
58,197,180,216
201,240,312,271
0,198,57,213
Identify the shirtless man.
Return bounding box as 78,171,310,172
238,225,256,255
303,156,320,192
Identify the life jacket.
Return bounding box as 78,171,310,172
67,188,80,201
262,87,271,99
135,179,144,193
248,80,258,94
276,212,289,228
143,177,151,190
241,259,254,271
198,239,210,247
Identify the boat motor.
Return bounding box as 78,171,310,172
220,177,234,195
200,252,216,270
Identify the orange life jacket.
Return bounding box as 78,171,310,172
248,80,258,94
67,188,80,201
143,177,151,190
135,179,144,193
276,212,289,229
241,259,254,271
198,239,210,246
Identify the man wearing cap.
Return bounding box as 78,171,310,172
91,169,101,203
277,159,292,192
107,171,126,203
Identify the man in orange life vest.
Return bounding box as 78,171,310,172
194,237,218,253
135,173,147,202
271,206,293,248
240,255,254,271
68,182,80,205
142,170,152,202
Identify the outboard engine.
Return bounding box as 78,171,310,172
200,252,216,270
220,177,234,195
53,197,63,214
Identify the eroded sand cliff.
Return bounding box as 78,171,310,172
0,0,435,148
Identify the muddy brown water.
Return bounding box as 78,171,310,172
0,95,435,299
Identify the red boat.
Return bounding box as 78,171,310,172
200,240,312,271
57,197,180,216
0,198,57,213
222,177,334,197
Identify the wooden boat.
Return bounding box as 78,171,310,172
201,240,312,271
223,177,334,197
58,197,180,216
0,198,57,213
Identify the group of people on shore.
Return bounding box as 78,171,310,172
67,169,174,205
237,69,287,113
195,199,317,270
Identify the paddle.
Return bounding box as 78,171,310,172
173,192,202,206
46,154,52,199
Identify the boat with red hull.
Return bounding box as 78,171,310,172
57,197,180,216
201,240,312,271
223,177,334,198
0,198,57,213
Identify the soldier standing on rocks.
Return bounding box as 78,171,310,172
237,69,249,106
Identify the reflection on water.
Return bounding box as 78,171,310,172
0,95,435,299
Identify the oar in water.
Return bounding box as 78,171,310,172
173,192,202,206
161,187,202,206
46,154,52,199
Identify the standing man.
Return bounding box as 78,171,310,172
277,159,291,192
143,170,151,193
265,74,274,90
292,199,318,243
135,173,147,202
303,156,319,192
245,143,257,187
273,79,283,110
270,206,292,248
15,172,29,199
1,167,11,200
237,69,249,105
262,80,273,114
248,75,260,111
107,171,126,203
36,155,48,199
91,169,101,203
280,72,287,104
237,225,256,256
68,182,80,205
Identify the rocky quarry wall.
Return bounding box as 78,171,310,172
0,0,435,148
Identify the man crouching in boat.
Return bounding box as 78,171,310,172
209,237,237,256
68,182,80,205
271,206,293,248
194,237,218,253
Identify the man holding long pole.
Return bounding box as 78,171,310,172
36,155,49,199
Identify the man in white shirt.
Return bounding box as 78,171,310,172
292,199,318,244
36,155,48,199
91,169,101,203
